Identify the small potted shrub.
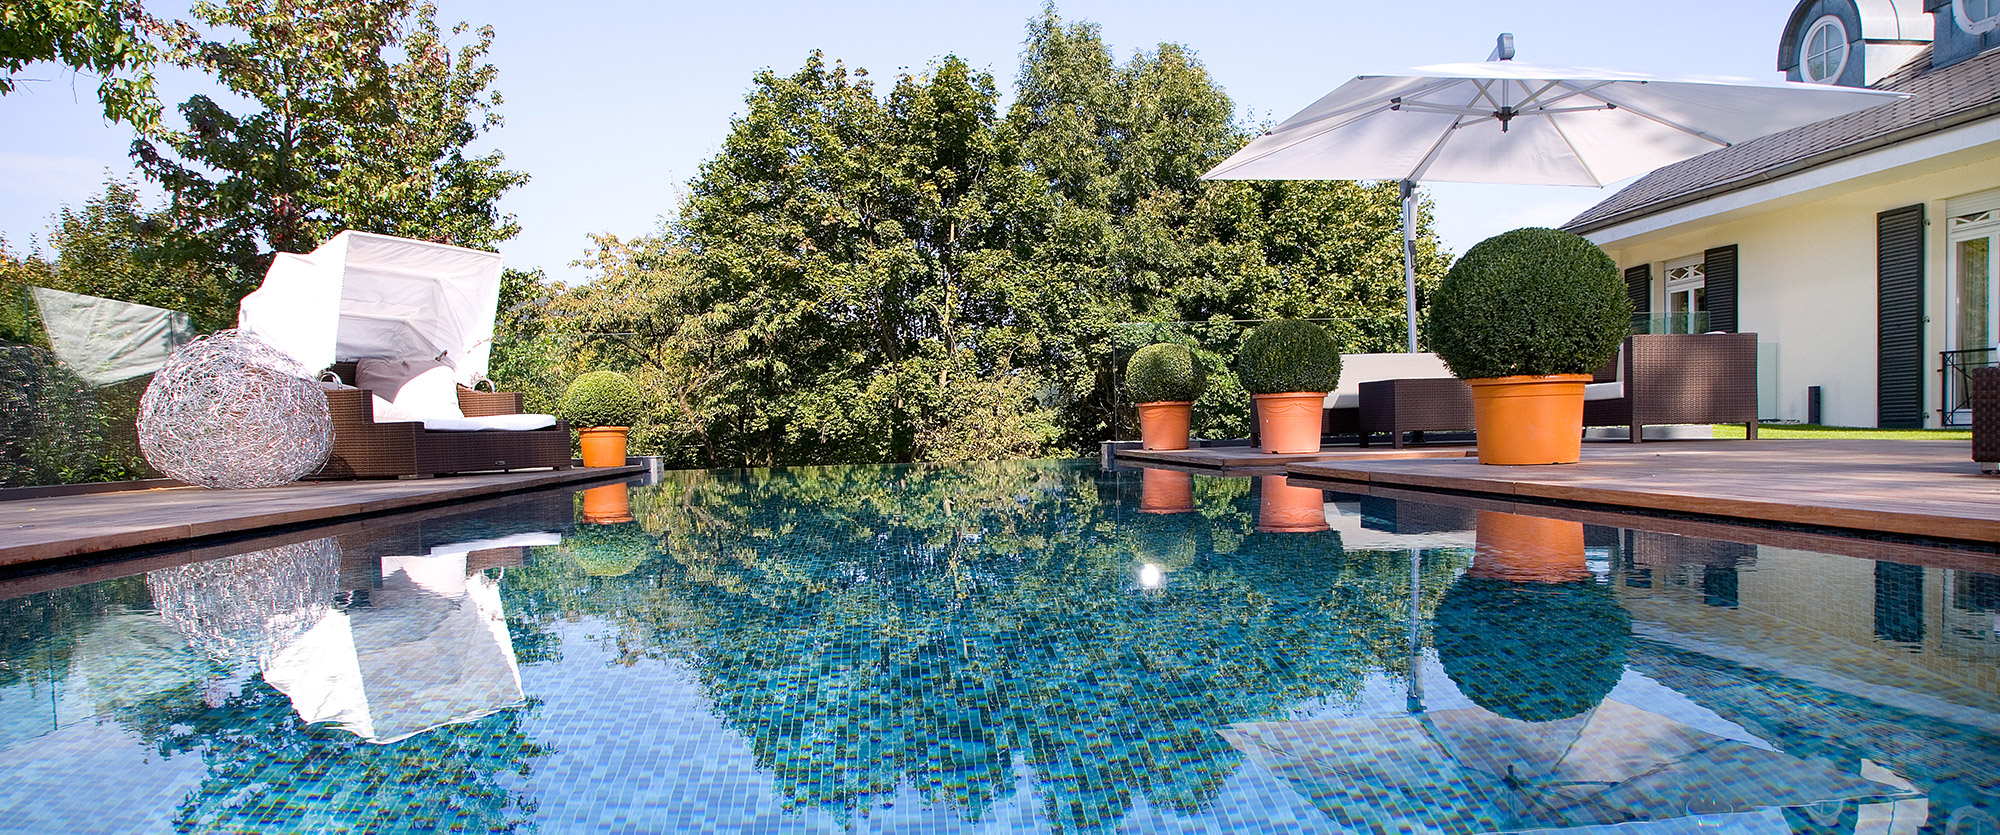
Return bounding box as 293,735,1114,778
559,370,643,467
1425,228,1631,465
1126,343,1207,451
1236,320,1341,454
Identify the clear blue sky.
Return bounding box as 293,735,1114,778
1,0,1799,283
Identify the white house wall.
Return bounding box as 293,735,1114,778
1590,137,2000,428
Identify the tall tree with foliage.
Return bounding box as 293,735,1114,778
133,0,526,279
1,0,163,125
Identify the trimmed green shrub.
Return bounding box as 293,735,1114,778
1424,227,1631,380
1125,343,1207,403
562,521,655,577
559,370,643,428
1433,577,1630,722
1235,319,1342,395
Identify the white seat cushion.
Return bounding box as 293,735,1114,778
357,358,465,422
1584,381,1625,402
419,414,558,432
1324,352,1455,408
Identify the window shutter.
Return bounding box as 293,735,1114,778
1702,245,1738,333
1877,204,1927,429
1623,265,1651,317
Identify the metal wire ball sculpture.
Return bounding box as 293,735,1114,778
138,329,333,488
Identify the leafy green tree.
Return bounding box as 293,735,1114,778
1,0,163,125
133,0,526,278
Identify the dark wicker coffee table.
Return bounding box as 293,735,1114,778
1358,377,1475,448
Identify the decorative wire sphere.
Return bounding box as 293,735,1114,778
146,536,342,666
138,329,333,488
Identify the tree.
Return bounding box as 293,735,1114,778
133,0,526,279
1,0,163,125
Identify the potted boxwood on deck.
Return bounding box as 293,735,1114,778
1424,228,1631,465
1236,320,1341,454
1126,343,1208,451
560,370,643,467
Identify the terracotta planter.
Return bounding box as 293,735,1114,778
1138,468,1195,514
580,483,634,524
579,426,630,467
1257,474,1329,533
1251,391,1326,454
1466,374,1591,465
1136,401,1194,450
1471,511,1589,583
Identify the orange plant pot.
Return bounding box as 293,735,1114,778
1466,374,1591,465
579,426,630,468
1252,392,1326,455
1139,468,1195,514
580,483,634,524
1257,474,1329,533
1470,510,1589,583
1136,401,1194,451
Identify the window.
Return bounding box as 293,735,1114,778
1957,0,2000,35
1802,16,1849,84
1664,256,1707,333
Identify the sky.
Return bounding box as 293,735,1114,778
0,0,1800,283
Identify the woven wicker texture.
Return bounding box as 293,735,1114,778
1583,334,1759,440
1973,367,2000,465
317,362,570,478
137,330,333,488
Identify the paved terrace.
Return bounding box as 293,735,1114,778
1286,439,2000,544
0,466,640,566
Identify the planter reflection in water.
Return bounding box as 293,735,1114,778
1257,474,1329,533
1138,468,1195,514
1466,376,1592,465
1469,510,1590,583
580,482,633,524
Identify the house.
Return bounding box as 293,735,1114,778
1563,0,2000,428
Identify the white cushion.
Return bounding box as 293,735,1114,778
428,532,562,556
357,358,464,423
1585,381,1625,401
1324,352,1455,408
419,414,558,432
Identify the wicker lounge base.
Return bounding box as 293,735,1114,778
316,363,572,479
1974,367,1999,474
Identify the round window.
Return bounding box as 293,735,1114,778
1957,0,2000,34
1802,15,1849,84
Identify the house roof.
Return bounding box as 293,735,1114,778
1563,45,2000,235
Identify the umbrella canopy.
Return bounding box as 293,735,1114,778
28,287,194,387
1220,697,1918,832
237,231,503,386
1201,37,1908,350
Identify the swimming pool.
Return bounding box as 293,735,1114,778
0,460,1993,833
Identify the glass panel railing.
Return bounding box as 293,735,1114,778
1632,312,1711,335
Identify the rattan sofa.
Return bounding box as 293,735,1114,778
1974,366,1999,474
316,362,571,478
1584,333,1759,442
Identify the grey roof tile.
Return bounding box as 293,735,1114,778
1563,46,2000,233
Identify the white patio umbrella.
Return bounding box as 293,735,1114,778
1202,35,1908,351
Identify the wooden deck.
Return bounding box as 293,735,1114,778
1116,443,1474,471
1287,439,2000,543
0,466,641,566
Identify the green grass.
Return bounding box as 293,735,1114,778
1711,423,1971,440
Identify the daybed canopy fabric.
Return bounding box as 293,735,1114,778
238,231,503,386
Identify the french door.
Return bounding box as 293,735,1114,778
1947,197,2000,424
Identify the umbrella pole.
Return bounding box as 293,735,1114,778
1406,547,1425,713
1401,179,1419,353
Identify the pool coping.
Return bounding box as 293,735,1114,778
0,465,642,566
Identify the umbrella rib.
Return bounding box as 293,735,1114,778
1254,77,1464,140
1409,79,1497,181
1545,113,1605,186
1556,81,1733,147
1203,102,1399,177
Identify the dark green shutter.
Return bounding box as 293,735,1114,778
1876,204,1926,429
1702,245,1738,333
1624,265,1651,326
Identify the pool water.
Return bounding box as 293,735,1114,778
0,460,1995,833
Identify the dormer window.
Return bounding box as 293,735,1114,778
1802,16,1850,83
1957,0,2000,34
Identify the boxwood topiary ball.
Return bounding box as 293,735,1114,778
1125,343,1207,404
1424,227,1632,380
559,370,643,429
1235,319,1342,395
1432,576,1631,722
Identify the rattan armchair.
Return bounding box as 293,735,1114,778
315,362,571,478
1973,367,1999,474
1583,333,1759,442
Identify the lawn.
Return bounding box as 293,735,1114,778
1711,423,1971,440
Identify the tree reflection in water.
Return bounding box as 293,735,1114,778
509,461,1469,831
